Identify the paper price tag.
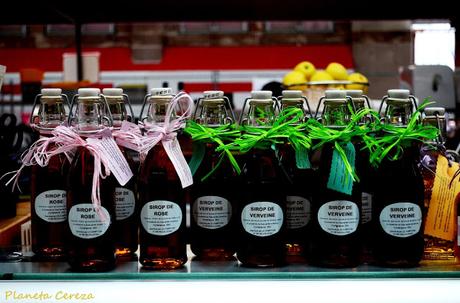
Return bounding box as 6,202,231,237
87,135,133,186
188,142,206,176
163,137,194,188
424,155,460,241
295,146,311,169
327,142,355,195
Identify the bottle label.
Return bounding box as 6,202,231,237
34,190,67,223
241,202,283,237
379,202,422,238
115,187,136,221
140,200,182,236
286,196,311,229
193,196,232,229
68,204,111,239
361,192,373,224
317,200,359,236
425,155,459,241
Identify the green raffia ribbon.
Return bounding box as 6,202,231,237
184,121,241,181
220,107,312,162
306,106,380,182
369,99,440,165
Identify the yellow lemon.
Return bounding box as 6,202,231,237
325,62,349,80
310,71,334,82
294,61,316,80
282,71,307,90
346,72,369,93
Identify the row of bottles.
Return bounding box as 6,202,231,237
26,86,457,271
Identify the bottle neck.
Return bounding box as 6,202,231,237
147,97,175,125
74,98,106,133
106,97,127,129
35,98,66,131
322,101,350,128
197,100,229,127
246,100,276,128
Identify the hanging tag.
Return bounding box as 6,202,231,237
188,142,206,176
424,155,460,241
295,146,311,169
162,137,194,188
327,142,355,195
87,134,134,186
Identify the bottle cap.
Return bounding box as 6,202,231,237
78,88,101,97
150,88,172,96
388,89,410,99
325,90,347,99
204,91,224,99
102,88,123,96
345,90,363,98
282,90,303,99
251,90,272,100
41,88,62,96
424,107,446,116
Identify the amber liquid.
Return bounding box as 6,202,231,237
67,147,116,272
190,143,238,260
237,149,286,267
139,144,187,269
31,149,68,260
373,147,425,267
420,148,456,262
279,146,314,262
309,142,362,268
114,148,139,259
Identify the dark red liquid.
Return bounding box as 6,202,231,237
279,145,315,263
237,149,286,267
190,143,238,260
31,147,68,260
67,146,116,272
372,146,425,267
139,144,187,269
309,142,362,268
114,148,139,259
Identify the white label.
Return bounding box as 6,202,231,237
34,190,67,223
141,200,182,236
86,132,133,186
318,200,360,236
162,138,193,188
193,196,232,229
115,187,135,221
379,202,422,238
241,202,283,237
361,192,372,224
286,196,311,229
68,204,111,239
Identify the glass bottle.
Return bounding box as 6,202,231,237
421,107,458,262
139,88,187,269
102,88,139,259
66,88,117,272
189,91,238,260
278,90,314,262
237,90,286,267
309,90,362,268
346,89,374,263
373,89,425,267
30,88,69,260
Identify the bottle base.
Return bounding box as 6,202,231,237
115,247,138,260
69,259,116,272
33,247,67,261
237,254,286,268
141,258,187,270
191,248,236,261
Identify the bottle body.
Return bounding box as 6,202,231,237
280,145,314,262
66,146,116,272
114,148,139,258
190,143,237,260
139,145,187,269
310,142,362,268
421,148,456,262
373,147,425,267
31,147,68,260
237,148,286,267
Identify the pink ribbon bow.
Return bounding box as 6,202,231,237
140,91,194,188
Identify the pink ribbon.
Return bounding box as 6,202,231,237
112,121,145,154
5,126,119,220
139,91,194,188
